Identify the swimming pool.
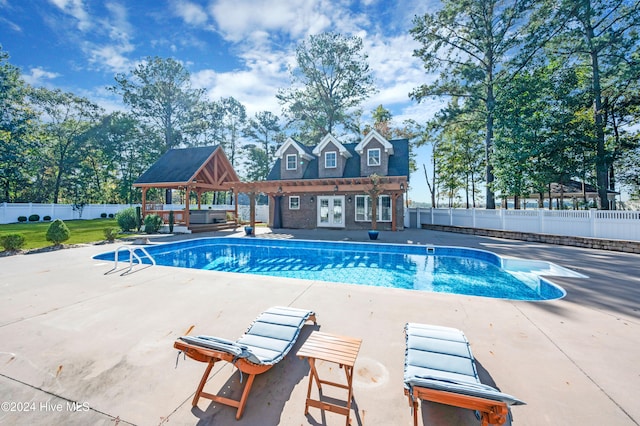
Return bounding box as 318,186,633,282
94,237,580,301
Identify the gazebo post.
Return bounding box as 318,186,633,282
141,188,148,218
234,189,239,225
185,187,190,227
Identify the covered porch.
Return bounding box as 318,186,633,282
226,175,408,233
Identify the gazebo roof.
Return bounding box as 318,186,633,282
525,180,619,198
133,145,240,190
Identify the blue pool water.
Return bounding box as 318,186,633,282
94,238,569,301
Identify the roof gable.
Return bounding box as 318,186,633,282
275,137,314,161
134,145,239,188
355,129,394,155
312,134,352,158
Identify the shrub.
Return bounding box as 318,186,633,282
0,234,26,251
103,227,120,242
116,207,138,232
143,214,163,234
46,219,70,245
108,213,114,218
17,216,27,222
100,212,107,218
28,214,40,222
168,210,174,233
43,215,51,221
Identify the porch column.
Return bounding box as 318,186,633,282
249,191,256,235
391,192,398,232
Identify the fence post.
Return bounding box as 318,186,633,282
500,208,505,230
590,209,597,238
538,209,544,234
472,208,476,228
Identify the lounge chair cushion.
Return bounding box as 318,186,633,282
179,306,314,366
404,323,524,406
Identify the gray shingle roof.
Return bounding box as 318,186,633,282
134,146,219,184
267,139,410,181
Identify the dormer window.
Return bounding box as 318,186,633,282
286,154,297,170
367,148,381,166
325,151,337,168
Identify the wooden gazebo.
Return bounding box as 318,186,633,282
133,145,240,229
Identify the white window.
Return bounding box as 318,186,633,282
289,196,300,210
286,154,297,170
355,195,391,222
367,148,381,166
325,151,337,168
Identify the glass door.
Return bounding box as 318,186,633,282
317,196,345,227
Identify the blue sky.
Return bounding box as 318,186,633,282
0,0,444,204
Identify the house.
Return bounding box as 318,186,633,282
259,130,409,231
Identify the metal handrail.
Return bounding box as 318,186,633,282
108,245,156,275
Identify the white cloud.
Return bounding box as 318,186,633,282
102,2,133,44
209,0,333,43
0,16,21,32
48,0,92,32
191,49,290,118
88,44,134,73
171,0,209,26
22,67,60,86
84,2,135,73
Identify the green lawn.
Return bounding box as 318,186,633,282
0,219,121,250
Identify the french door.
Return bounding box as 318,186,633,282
317,196,345,228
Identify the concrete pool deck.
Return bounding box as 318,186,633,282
0,227,638,426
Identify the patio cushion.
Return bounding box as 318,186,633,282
404,323,524,406
180,306,315,366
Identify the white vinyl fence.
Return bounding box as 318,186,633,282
406,208,640,242
0,203,269,225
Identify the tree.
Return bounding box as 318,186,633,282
243,111,282,180
29,88,102,204
110,56,203,153
277,32,377,144
0,46,38,202
365,104,394,139
547,0,640,208
87,112,157,203
189,100,225,146
219,97,247,167
410,0,544,209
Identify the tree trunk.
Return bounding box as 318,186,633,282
584,7,609,209
370,195,378,230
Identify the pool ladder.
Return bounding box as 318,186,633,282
106,245,156,275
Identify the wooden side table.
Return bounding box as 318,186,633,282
296,331,362,426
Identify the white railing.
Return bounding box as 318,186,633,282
106,245,156,275
406,208,640,241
